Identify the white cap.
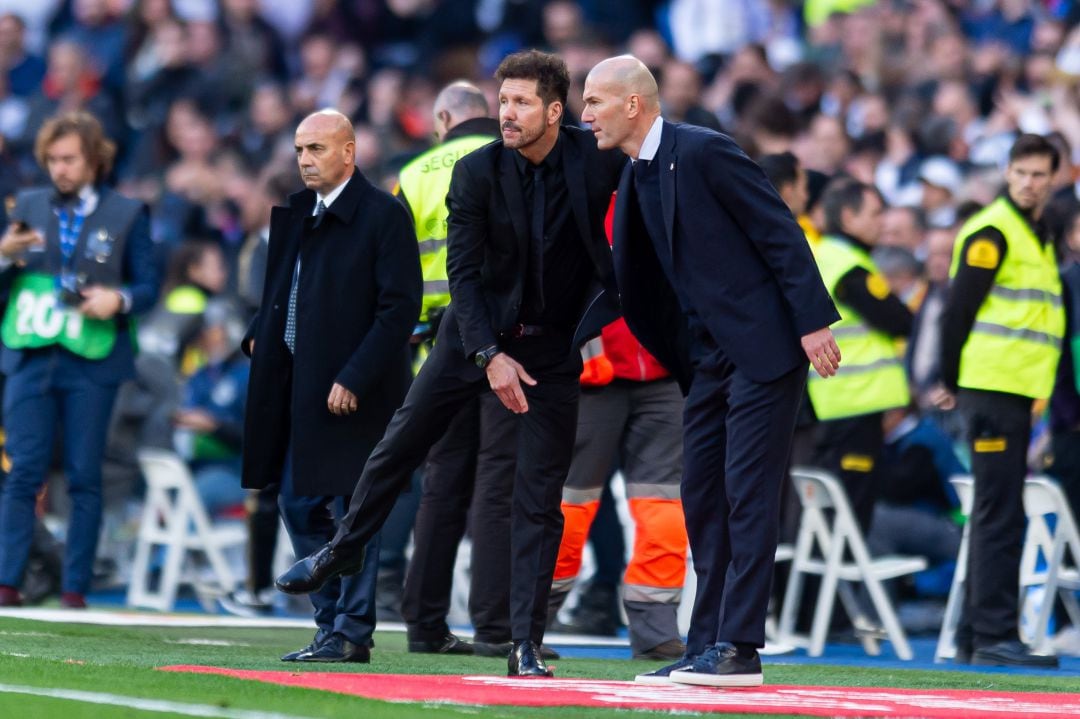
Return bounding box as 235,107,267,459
919,156,963,196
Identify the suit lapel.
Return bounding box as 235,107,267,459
658,121,677,254
562,136,594,252
612,160,633,264
497,149,530,262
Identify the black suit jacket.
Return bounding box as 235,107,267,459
241,170,421,496
444,125,624,364
613,121,838,390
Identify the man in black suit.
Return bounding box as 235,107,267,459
276,50,624,678
582,56,841,688
242,110,421,663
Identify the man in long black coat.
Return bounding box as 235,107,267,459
582,56,841,688
241,110,421,662
276,51,624,677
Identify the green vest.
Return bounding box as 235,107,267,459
807,236,910,420
1,272,118,359
397,133,493,322
804,0,877,26
949,197,1064,399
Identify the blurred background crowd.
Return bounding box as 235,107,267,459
3,0,1080,643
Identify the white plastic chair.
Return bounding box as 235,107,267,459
127,449,246,611
777,468,927,660
1019,476,1080,653
934,475,974,662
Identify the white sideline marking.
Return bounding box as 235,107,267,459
165,639,251,647
0,683,316,719
0,608,635,648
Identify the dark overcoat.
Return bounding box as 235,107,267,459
241,169,421,496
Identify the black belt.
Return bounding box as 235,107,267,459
503,323,547,339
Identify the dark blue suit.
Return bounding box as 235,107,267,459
0,186,158,595
613,122,838,652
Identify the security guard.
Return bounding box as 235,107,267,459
937,134,1064,668
393,82,516,656
808,180,912,533
0,112,157,608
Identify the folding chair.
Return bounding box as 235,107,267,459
127,449,246,611
777,468,927,660
1020,476,1080,654
934,475,974,662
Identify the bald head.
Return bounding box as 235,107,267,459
582,55,661,156
295,109,356,194
298,109,355,142
586,55,660,112
433,81,489,141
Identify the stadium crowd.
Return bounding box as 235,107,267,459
1,0,1080,675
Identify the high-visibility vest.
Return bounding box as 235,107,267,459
949,197,1064,400
396,133,494,323
806,236,910,420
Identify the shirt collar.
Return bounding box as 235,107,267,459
315,175,351,214
513,134,562,176
55,184,99,215
636,116,664,163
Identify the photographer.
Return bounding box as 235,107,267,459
0,111,157,608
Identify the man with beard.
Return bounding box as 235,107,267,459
276,50,624,678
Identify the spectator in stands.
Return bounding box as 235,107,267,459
173,298,249,515
919,156,963,229
0,13,45,98
18,40,123,166
879,206,926,257
659,60,722,132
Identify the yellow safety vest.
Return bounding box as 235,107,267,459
807,236,910,420
949,197,1064,399
396,133,493,323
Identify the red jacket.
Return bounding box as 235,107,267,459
584,194,669,384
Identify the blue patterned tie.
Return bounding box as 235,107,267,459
284,200,326,352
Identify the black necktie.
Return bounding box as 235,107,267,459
633,158,650,184
529,165,545,313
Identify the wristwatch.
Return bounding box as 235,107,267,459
474,344,500,369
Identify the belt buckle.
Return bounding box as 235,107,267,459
511,323,526,339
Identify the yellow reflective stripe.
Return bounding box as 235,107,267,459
973,437,1007,453
988,285,1062,307
971,320,1062,349
418,238,447,254
840,454,875,472
810,356,902,378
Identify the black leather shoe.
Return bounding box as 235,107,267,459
972,640,1058,668
507,640,554,677
408,633,474,655
282,630,329,662
296,633,371,663
276,544,365,595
